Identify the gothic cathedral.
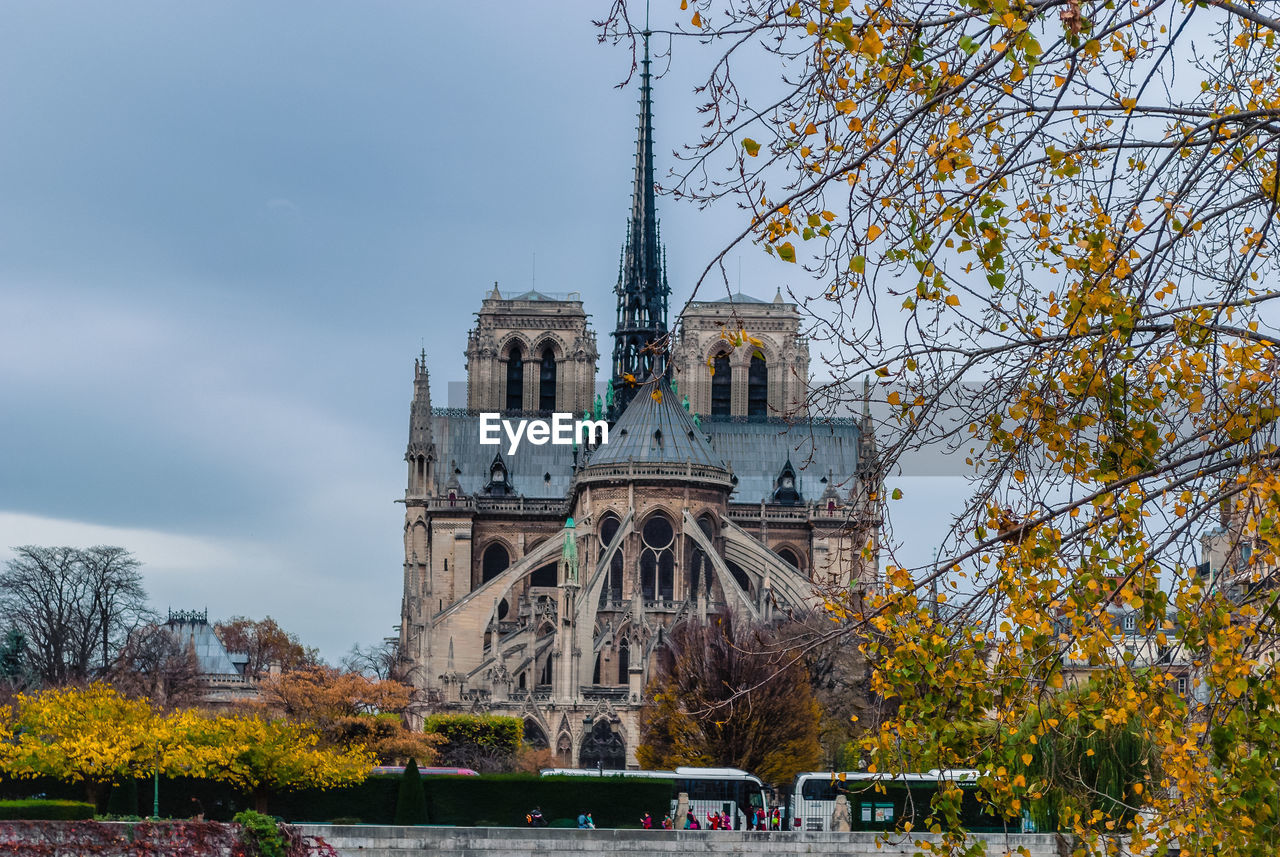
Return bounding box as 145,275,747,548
398,36,880,768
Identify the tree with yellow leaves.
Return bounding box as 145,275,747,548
0,684,159,807
600,1,1280,853
170,713,372,813
0,683,370,814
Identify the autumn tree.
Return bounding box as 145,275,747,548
599,1,1280,853
169,712,372,813
0,684,159,806
213,616,319,678
637,614,821,785
0,546,151,685
253,664,438,765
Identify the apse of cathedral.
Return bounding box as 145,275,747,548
398,34,881,769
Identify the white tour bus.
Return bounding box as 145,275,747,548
790,769,982,832
540,766,768,829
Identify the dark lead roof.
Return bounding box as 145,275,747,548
584,377,725,470
427,409,863,504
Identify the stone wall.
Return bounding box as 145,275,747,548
0,820,246,856
297,824,1064,857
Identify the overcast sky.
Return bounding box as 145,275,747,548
0,2,966,662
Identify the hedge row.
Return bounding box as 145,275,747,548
0,773,674,827
0,799,96,820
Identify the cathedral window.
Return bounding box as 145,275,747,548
617,638,630,684
711,351,732,416
777,547,800,569
506,344,524,412
482,543,510,584
530,562,557,588
539,346,557,411
640,515,675,602
600,514,624,602
748,354,768,417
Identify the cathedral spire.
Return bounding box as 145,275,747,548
610,28,670,417
406,352,435,496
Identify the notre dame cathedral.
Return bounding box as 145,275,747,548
398,36,881,769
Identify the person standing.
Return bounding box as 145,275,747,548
585,812,596,829
578,810,589,829
641,812,653,829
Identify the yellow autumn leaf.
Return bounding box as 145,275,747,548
691,11,701,28
651,390,663,402
945,294,960,306
1021,753,1033,766
867,224,883,241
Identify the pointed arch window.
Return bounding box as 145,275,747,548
711,351,732,416
748,354,768,417
617,638,630,684
539,345,557,411
641,514,675,602
506,344,524,412
482,543,509,584
600,514,624,603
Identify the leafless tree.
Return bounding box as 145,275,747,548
0,545,152,686
110,623,203,710
342,638,406,681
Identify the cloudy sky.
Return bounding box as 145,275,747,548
0,2,966,662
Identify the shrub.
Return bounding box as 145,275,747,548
0,799,96,820
234,809,287,857
423,714,522,769
393,758,428,825
326,816,362,825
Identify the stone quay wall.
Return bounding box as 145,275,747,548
297,824,1065,857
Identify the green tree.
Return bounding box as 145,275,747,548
394,757,429,825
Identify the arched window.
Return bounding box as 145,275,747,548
600,514,624,603
506,344,524,412
482,543,509,584
524,719,548,749
641,515,675,602
539,346,557,411
777,547,800,569
617,638,630,684
748,354,768,417
711,351,732,416
530,561,557,588
579,719,625,770
727,559,751,595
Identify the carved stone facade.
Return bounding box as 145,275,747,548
398,373,879,768
671,290,810,419
465,285,598,414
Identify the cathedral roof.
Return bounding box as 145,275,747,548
703,292,768,305
507,289,559,302
584,376,725,471
701,416,863,502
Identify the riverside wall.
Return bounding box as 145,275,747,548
296,824,1066,857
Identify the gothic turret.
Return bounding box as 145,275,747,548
406,350,435,497
610,30,670,417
